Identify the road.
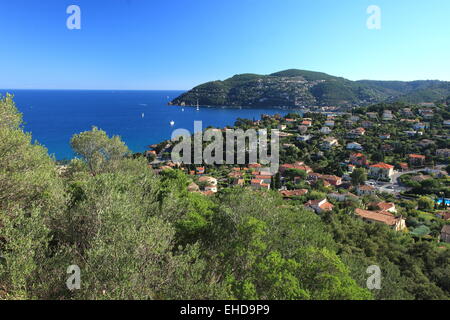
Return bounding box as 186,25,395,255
366,165,447,195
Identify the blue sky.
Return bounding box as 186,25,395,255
1,0,450,90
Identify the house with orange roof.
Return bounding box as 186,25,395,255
321,175,342,186
251,179,270,190
369,163,395,180
279,162,312,174
369,202,397,214
347,127,366,138
350,153,368,166
356,184,377,196
305,199,334,214
408,154,426,167
280,189,308,199
198,176,218,193
301,120,312,127
196,167,205,175
354,208,406,231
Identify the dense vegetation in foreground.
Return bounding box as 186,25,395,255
170,69,450,108
0,94,449,300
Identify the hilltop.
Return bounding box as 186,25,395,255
170,69,450,108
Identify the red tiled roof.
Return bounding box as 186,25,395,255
251,179,262,185
306,199,334,211
370,202,395,211
255,175,272,180
351,153,365,158
409,154,426,159
322,175,341,182
355,208,398,226
280,189,308,197
370,162,394,169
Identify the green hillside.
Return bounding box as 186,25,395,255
170,69,450,108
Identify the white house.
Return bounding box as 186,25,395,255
320,127,332,134
369,163,395,181
346,142,363,151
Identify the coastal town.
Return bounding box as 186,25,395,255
146,101,450,244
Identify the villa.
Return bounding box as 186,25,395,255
356,184,377,196
354,208,406,231
320,127,332,134
305,199,334,214
280,189,308,199
347,127,366,138
321,137,339,150
350,153,368,166
369,163,395,181
251,179,270,190
409,154,426,167
346,142,363,151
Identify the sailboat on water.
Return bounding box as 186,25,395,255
196,99,200,111
142,113,145,118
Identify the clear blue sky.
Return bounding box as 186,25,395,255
1,0,450,90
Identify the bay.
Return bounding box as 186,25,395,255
0,90,292,160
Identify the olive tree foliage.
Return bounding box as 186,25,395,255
70,127,130,176
0,94,65,299
0,94,65,212
59,162,228,300
171,188,372,300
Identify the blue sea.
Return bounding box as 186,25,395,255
0,90,292,160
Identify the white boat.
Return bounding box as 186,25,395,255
181,108,184,112
142,113,145,118
196,99,200,111
170,120,175,126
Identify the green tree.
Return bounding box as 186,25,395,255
351,168,367,186
417,196,435,211
70,127,130,176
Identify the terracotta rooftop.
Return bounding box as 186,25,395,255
409,154,426,159
355,208,398,226
370,202,395,211
280,189,308,197
370,162,394,169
